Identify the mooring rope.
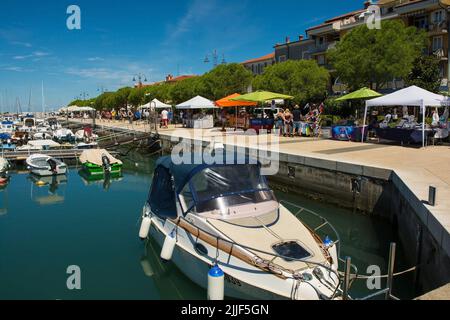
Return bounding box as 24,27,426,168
340,265,420,281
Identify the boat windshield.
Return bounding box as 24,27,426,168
181,165,276,215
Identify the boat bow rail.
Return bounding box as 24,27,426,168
279,200,341,256
167,215,343,283
279,200,359,276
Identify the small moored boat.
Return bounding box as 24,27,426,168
0,157,9,173
79,149,123,177
26,154,68,176
140,154,342,300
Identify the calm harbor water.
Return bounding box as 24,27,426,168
0,152,415,300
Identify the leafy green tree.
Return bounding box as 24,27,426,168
169,77,209,104
68,98,95,107
203,63,253,99
252,60,330,104
328,20,428,91
143,84,172,103
115,87,132,109
128,87,145,107
406,55,442,93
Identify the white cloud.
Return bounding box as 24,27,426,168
13,51,50,60
3,66,34,72
166,0,218,43
12,41,32,48
87,57,104,62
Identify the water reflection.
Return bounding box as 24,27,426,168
0,183,9,217
28,174,68,206
140,237,204,300
78,169,123,190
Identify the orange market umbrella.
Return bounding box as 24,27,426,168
215,93,257,131
215,93,257,107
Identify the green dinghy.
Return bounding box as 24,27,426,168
79,149,123,178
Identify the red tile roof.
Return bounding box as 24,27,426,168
306,9,365,31
242,53,275,65
166,75,197,83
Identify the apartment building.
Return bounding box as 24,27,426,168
242,53,276,75
272,0,450,91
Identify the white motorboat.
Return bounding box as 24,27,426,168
0,157,9,173
17,140,61,151
19,117,37,133
46,117,62,131
75,129,98,142
76,142,98,150
26,154,67,176
0,121,15,135
33,131,54,140
140,154,342,300
54,128,75,143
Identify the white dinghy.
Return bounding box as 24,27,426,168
140,154,342,300
26,154,67,176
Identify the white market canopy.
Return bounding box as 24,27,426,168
363,85,449,147
176,95,217,110
59,105,95,112
366,86,448,108
139,99,172,110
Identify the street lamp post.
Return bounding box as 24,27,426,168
204,50,226,67
145,93,158,134
79,92,89,101
97,86,108,94
133,73,148,88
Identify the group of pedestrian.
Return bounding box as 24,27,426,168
275,103,324,137
98,108,152,123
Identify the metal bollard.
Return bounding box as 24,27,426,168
386,243,396,300
343,257,352,300
428,186,436,206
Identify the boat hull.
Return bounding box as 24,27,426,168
82,162,122,177
148,215,339,301
28,166,67,177
149,222,282,300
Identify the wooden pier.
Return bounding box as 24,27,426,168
1,149,85,162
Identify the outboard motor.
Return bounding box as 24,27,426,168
47,159,58,175
102,154,112,172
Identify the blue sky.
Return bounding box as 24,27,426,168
0,0,363,111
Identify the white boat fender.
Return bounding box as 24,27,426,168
160,230,177,262
139,216,152,240
207,265,225,301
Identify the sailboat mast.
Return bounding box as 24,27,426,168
28,88,32,113
41,81,45,114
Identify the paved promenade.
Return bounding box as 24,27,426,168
74,119,450,255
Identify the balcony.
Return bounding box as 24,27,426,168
309,41,337,55
428,21,448,35
433,48,448,61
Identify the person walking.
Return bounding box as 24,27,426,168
161,109,169,128
292,105,302,136
112,109,117,122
